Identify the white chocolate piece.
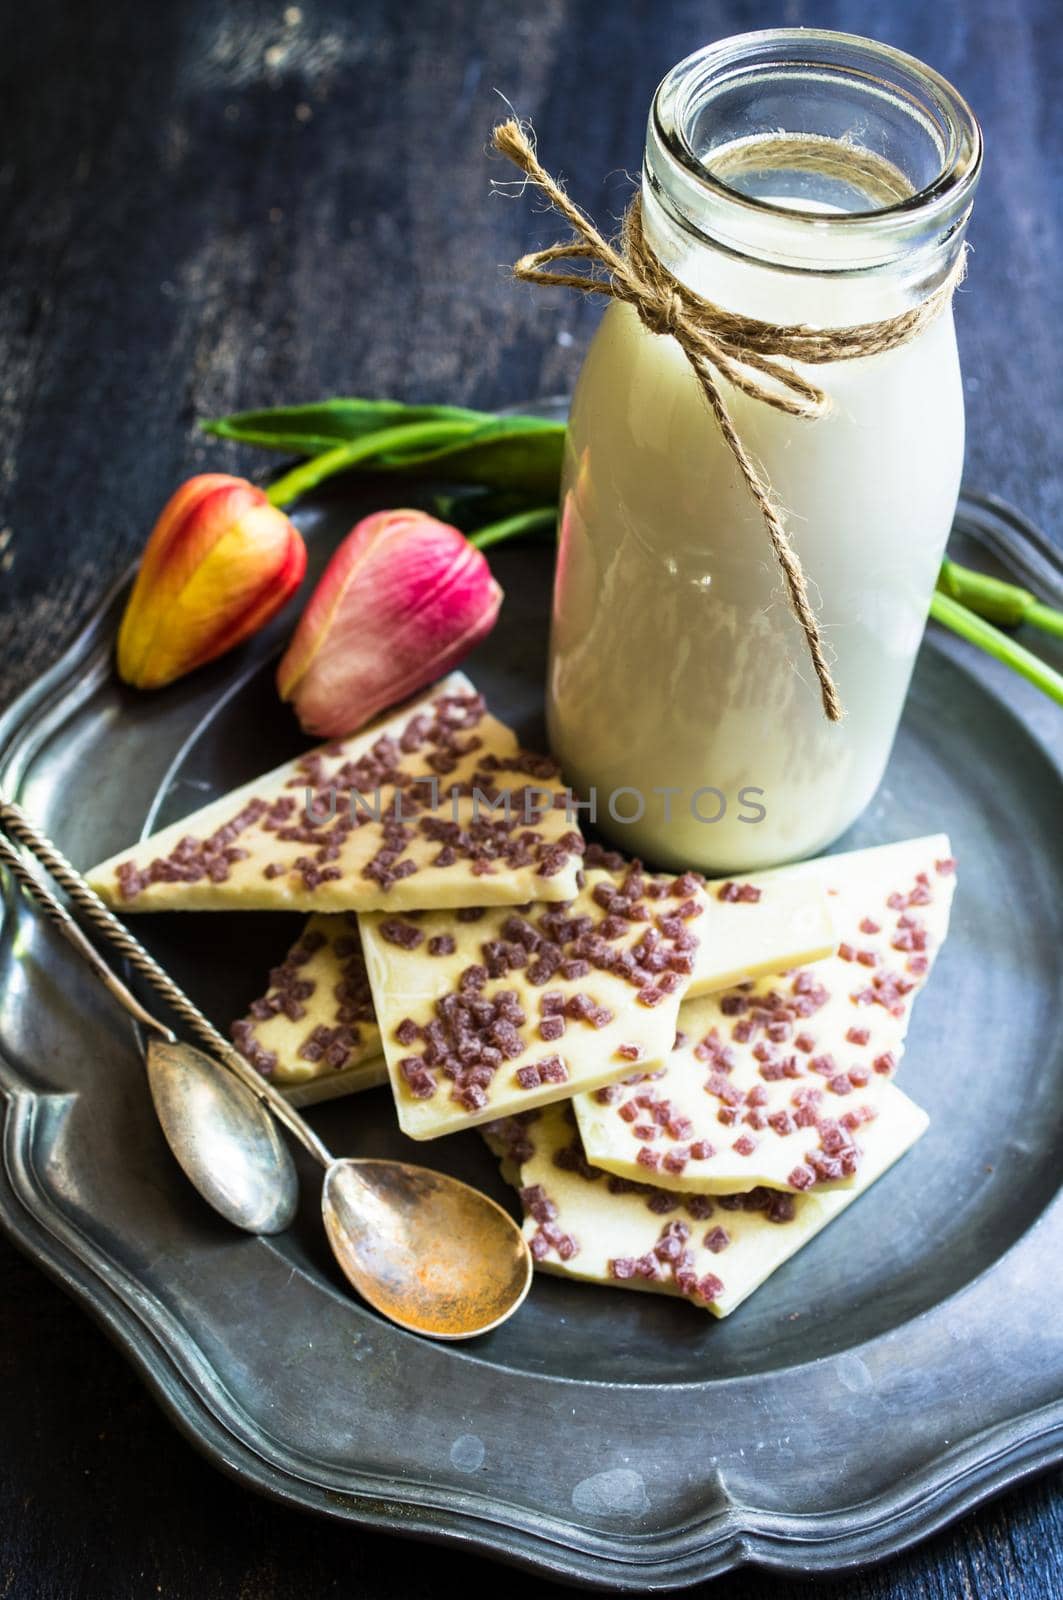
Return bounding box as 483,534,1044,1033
487,1086,928,1317
691,869,835,994
230,913,387,1094
574,836,955,1194
360,865,711,1139
86,673,583,913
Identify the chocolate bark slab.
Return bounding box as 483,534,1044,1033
573,835,956,1195
359,863,711,1138
86,673,583,913
486,1086,929,1318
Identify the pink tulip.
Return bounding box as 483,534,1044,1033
277,509,503,736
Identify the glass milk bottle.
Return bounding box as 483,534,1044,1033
547,30,981,871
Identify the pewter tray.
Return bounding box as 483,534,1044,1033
0,479,1060,1590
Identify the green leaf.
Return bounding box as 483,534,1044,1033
202,398,488,455
264,418,567,507
373,419,565,498
203,399,566,498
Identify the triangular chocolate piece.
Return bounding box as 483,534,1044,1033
87,674,583,912
574,836,955,1194
484,1085,928,1317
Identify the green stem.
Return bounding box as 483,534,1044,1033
469,505,557,550
936,557,1063,639
1025,600,1063,641
929,591,1063,706
264,420,477,507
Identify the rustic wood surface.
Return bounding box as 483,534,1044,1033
0,0,1059,1594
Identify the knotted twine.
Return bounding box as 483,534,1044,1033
492,119,968,723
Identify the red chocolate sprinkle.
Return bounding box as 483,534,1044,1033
716,881,761,903
379,918,424,950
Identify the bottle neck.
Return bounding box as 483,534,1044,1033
640,159,968,327
643,31,980,328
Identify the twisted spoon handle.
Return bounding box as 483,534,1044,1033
0,801,332,1169
0,833,173,1041
0,800,231,1055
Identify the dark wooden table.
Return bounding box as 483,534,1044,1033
1,1,1059,1594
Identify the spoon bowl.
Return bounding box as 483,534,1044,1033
147,1038,299,1235
322,1159,532,1339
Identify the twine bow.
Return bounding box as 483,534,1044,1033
492,118,967,724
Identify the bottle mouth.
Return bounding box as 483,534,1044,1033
646,29,982,270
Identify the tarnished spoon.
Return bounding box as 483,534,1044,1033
0,832,298,1234
151,1024,533,1339
0,804,533,1339
151,1033,532,1340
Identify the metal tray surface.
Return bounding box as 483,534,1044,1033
0,479,1060,1590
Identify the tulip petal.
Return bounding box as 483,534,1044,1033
278,509,503,737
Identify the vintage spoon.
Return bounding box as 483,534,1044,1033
151,1027,533,1339
0,832,298,1234
148,1027,533,1340
0,804,533,1339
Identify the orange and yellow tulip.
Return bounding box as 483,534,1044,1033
117,474,306,689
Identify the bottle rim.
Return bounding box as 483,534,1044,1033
646,29,982,267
